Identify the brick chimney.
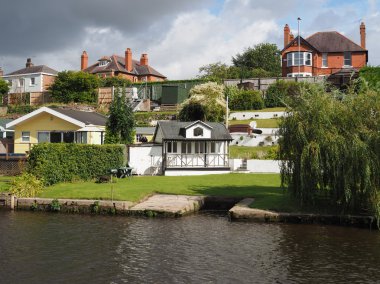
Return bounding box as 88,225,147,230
140,53,148,66
125,48,133,72
360,22,366,49
284,24,290,48
81,51,88,70
26,58,34,68
289,32,294,42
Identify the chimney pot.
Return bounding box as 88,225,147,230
140,53,148,66
360,22,366,49
26,58,34,68
284,24,290,48
81,51,88,70
125,48,133,72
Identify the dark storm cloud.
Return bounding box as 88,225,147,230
0,0,212,56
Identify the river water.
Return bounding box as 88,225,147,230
0,211,379,284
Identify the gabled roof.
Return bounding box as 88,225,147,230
5,65,58,76
153,120,232,141
306,31,366,53
6,107,106,129
281,36,318,53
84,55,166,79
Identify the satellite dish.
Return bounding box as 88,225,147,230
249,121,257,129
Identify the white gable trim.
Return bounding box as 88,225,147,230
185,120,212,130
6,107,86,129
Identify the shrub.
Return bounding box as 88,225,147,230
9,173,44,197
27,144,124,185
359,66,380,91
7,105,37,114
229,89,264,110
49,199,61,212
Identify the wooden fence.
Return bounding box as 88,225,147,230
224,76,324,91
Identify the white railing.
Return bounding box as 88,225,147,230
166,153,228,168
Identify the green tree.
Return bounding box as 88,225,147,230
101,76,132,88
49,71,100,103
198,62,241,82
232,43,281,76
0,78,9,95
179,82,226,122
104,90,135,144
279,84,380,219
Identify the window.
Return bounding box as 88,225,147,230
38,132,49,143
21,131,30,142
181,142,191,154
344,52,352,66
195,142,205,154
210,142,216,153
167,141,177,153
286,52,312,67
30,77,36,85
76,132,87,144
99,60,109,67
193,127,203,137
322,53,328,67
38,131,75,143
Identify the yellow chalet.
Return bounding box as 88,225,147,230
6,107,106,154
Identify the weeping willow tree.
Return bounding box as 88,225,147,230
279,83,380,218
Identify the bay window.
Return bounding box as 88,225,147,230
286,52,313,67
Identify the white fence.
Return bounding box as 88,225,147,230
229,159,281,173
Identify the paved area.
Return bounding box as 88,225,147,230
228,198,280,221
130,194,205,215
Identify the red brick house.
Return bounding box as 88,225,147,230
81,48,166,82
281,23,368,77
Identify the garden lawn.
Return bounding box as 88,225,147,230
38,173,298,212
0,176,13,193
229,118,279,128
230,107,286,113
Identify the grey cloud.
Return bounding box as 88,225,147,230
0,0,212,56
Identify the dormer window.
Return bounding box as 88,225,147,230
98,56,110,67
99,60,109,67
194,127,203,137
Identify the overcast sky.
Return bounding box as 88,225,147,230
0,0,379,79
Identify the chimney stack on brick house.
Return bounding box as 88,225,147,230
125,48,133,72
284,24,291,48
81,51,88,70
360,22,366,49
26,58,34,68
140,53,148,66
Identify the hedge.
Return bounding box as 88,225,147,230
27,144,125,185
229,90,264,110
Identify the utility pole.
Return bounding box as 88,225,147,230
298,17,302,77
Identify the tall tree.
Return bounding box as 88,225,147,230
104,90,135,144
279,84,380,218
232,43,281,76
49,71,100,103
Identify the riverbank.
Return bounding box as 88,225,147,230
2,193,377,229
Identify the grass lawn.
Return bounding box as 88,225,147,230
230,107,286,113
38,173,299,212
0,176,13,193
229,118,280,128
229,146,277,159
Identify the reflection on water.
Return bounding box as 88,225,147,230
0,211,379,284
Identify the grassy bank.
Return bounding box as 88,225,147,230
229,118,279,128
37,173,300,212
229,146,277,159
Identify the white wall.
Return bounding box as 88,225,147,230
129,144,162,175
247,159,281,173
4,74,43,93
165,170,231,176
229,159,281,173
229,111,285,120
